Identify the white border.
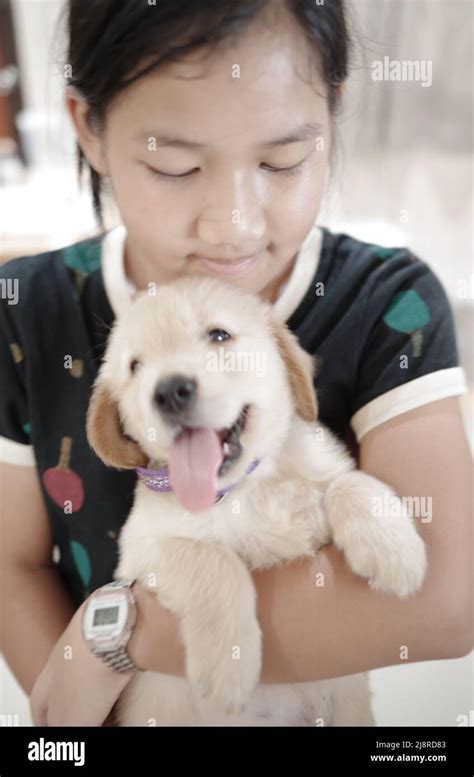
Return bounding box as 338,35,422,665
271,226,323,323
350,367,468,442
101,225,135,318
0,436,36,466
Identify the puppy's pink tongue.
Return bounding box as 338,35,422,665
169,427,223,512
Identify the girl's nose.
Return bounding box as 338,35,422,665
196,173,266,247
197,210,266,248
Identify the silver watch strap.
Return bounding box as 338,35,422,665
91,644,143,674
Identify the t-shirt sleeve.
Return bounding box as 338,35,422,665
349,252,468,442
0,269,35,466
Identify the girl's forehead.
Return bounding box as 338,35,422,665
107,18,326,137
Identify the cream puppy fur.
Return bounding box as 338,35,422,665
87,275,427,727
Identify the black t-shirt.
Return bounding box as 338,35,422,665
0,226,467,607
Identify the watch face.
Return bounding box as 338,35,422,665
83,591,131,651
93,605,120,627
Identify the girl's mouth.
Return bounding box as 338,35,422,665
191,253,263,277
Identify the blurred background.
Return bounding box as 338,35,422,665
0,0,472,726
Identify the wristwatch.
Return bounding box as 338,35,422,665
82,579,145,674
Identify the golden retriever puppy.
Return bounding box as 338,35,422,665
87,275,427,726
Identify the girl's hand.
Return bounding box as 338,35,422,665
29,599,136,727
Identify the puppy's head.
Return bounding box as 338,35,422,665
87,276,318,512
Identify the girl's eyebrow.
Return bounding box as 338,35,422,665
132,121,323,150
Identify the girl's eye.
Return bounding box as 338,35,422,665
146,165,196,180
145,158,308,182
208,328,232,343
260,160,306,176
130,359,142,374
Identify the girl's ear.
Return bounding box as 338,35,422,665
86,381,148,469
270,321,319,423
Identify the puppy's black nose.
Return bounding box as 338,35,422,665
154,375,197,417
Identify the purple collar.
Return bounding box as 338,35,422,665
135,458,261,504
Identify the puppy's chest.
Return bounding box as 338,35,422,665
123,476,327,571
218,478,327,568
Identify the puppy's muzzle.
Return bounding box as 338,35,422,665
154,374,197,421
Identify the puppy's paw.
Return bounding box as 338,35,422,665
186,623,262,715
346,526,427,598
324,473,428,598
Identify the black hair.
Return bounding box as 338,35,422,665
60,0,352,228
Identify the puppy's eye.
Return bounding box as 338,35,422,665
130,359,142,375
208,328,232,343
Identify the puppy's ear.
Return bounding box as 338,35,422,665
86,381,148,469
271,322,319,423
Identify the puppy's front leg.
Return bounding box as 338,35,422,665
140,538,262,715
323,471,427,597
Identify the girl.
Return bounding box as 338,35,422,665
1,0,471,727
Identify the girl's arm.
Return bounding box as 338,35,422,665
1,462,130,726
0,462,77,696
129,397,472,682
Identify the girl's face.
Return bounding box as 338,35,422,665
68,12,332,300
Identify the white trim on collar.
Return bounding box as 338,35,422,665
101,224,323,322
0,436,36,466
271,226,323,324
350,366,468,442
101,225,133,318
